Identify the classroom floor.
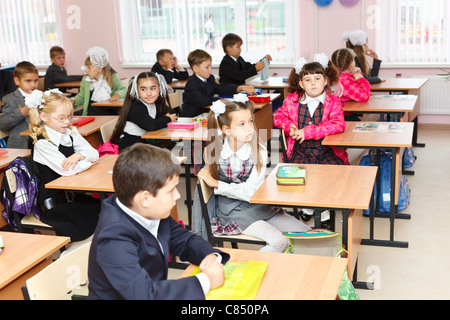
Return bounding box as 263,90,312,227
170,125,450,300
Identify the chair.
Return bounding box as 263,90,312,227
168,91,181,110
100,118,118,143
4,168,55,233
279,128,289,163
22,241,91,300
197,179,266,249
37,77,45,91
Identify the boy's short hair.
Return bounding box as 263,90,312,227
156,49,173,62
113,143,181,207
187,49,211,69
14,61,38,79
50,46,65,59
222,33,243,53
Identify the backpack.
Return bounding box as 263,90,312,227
283,229,359,300
403,147,416,169
359,151,411,215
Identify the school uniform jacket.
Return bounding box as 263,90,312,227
218,55,257,85
88,195,230,300
273,91,348,164
181,75,237,117
0,89,29,149
151,62,189,84
339,72,371,116
0,70,16,99
44,64,82,93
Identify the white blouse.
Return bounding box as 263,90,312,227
33,125,99,176
214,138,268,202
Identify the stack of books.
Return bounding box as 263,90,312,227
276,165,306,185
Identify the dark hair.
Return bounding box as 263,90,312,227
113,143,181,207
222,33,243,53
50,46,65,59
187,49,211,69
287,61,339,100
331,48,355,72
110,72,172,144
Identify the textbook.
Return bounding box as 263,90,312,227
276,165,306,185
352,123,405,133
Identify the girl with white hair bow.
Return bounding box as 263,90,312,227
71,46,127,116
342,29,383,84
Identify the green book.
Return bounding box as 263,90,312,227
276,165,306,185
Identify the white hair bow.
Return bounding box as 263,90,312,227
342,30,367,46
25,89,63,110
211,100,226,119
87,46,109,68
294,53,329,75
129,73,169,98
233,93,249,104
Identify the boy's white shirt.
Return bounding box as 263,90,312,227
214,138,268,202
33,125,99,176
115,197,218,296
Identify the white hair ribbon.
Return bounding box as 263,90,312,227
294,54,329,75
342,30,367,46
233,93,249,104
211,100,226,119
129,76,139,98
86,46,109,68
25,89,64,110
154,73,168,98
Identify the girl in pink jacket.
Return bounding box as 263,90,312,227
331,48,371,121
273,54,348,166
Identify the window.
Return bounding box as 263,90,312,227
119,0,299,66
0,0,60,66
376,0,450,65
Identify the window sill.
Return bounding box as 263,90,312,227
382,63,450,69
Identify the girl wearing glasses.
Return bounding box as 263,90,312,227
27,89,100,250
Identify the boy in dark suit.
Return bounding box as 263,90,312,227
0,63,16,99
44,46,82,93
219,33,272,85
181,49,256,117
0,61,39,149
88,143,230,300
151,49,189,84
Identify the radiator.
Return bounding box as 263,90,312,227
415,76,450,115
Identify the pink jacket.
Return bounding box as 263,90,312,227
273,91,348,165
339,72,371,113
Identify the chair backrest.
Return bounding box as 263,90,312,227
199,179,214,204
37,77,45,91
23,241,92,300
0,130,10,140
168,92,181,109
5,168,16,193
280,129,289,163
100,118,118,143
197,180,215,242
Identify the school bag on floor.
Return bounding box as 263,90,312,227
403,147,416,169
359,151,411,215
283,229,359,300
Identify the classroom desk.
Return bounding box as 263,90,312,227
245,76,289,98
344,94,417,121
0,231,70,300
179,247,348,300
0,149,32,228
250,163,377,285
322,121,414,248
20,115,118,148
371,77,428,147
169,79,187,91
55,80,82,89
44,154,187,222
91,99,124,108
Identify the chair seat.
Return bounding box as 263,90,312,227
21,214,53,229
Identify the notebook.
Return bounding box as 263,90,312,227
276,165,306,185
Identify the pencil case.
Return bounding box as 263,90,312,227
248,95,271,103
167,122,200,130
72,117,95,127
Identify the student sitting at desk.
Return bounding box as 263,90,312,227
195,96,310,252
273,54,348,225
88,143,229,300
27,89,100,247
342,29,383,84
44,46,82,93
218,33,272,86
0,61,39,149
331,48,371,121
0,63,16,100
181,49,256,117
151,49,189,84
110,72,177,152
71,46,127,116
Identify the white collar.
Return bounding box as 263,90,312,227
301,92,326,105
44,125,74,146
116,198,161,238
221,138,252,161
228,55,238,62
19,88,32,98
195,74,208,83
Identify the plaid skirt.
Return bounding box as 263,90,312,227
289,141,345,165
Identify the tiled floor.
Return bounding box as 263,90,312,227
171,126,450,300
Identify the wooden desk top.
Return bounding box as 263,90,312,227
0,232,70,290
179,247,348,300
371,77,428,92
322,121,414,148
55,80,82,88
250,163,377,210
45,154,187,192
0,149,31,169
169,80,187,89
344,95,417,113
20,115,118,137
91,99,124,107
246,76,289,89
142,125,208,141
